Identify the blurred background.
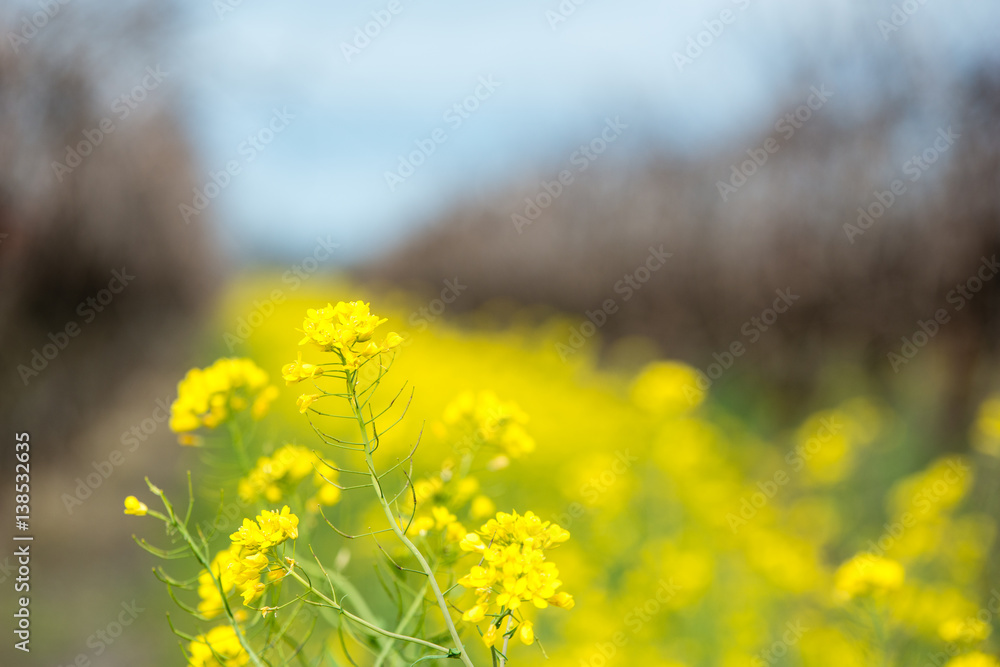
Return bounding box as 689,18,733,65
1,0,1000,664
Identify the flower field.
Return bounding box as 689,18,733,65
126,275,1000,666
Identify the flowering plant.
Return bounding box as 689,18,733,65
127,301,571,666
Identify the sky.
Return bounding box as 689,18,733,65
19,0,999,263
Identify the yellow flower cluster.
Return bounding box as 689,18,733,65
438,391,535,463
411,505,466,543
237,444,341,510
293,301,402,371
123,495,148,516
833,554,905,600
207,507,300,610
230,506,299,554
945,653,1000,667
196,545,263,619
407,469,495,545
792,398,884,485
169,358,278,444
940,618,991,644
187,624,249,667
459,511,573,647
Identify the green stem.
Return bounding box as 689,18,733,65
229,422,251,472
155,485,265,667
374,581,431,667
498,616,514,667
299,558,405,667
346,371,476,667
284,566,453,655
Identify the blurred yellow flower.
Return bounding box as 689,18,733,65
834,554,904,600
439,391,535,459
630,361,704,414
471,494,496,519
945,652,1000,667
940,618,991,644
187,624,249,667
169,358,276,442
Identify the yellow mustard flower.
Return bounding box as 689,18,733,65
293,301,399,371
123,496,148,516
519,620,534,645
230,506,299,553
169,358,276,443
238,444,329,504
187,624,250,667
459,511,572,646
196,545,264,618
280,352,325,385
482,621,499,647
296,393,320,413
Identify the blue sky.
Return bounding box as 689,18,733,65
176,0,1000,261
22,0,998,262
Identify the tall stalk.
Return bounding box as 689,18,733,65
346,368,476,667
